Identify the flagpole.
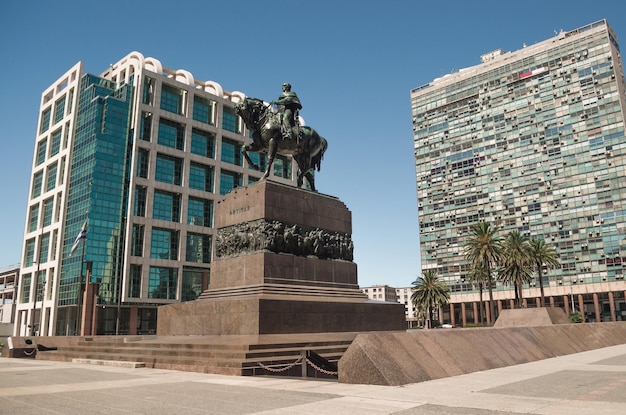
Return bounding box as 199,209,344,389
115,217,126,335
69,217,88,335
76,238,87,335
30,212,46,336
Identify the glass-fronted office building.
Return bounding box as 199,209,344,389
411,20,626,325
16,52,296,336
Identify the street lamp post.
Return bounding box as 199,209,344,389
29,260,41,336
29,200,49,336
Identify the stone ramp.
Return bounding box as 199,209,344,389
493,307,571,327
27,333,356,378
338,322,626,385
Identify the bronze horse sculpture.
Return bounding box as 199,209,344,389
235,97,327,191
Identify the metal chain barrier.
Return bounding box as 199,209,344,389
305,356,338,376
257,352,338,376
257,356,303,373
23,349,37,357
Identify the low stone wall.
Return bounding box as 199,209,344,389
338,322,626,385
5,335,154,358
493,307,570,327
0,323,12,355
0,322,13,337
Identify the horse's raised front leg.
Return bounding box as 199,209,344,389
262,137,278,180
242,146,260,171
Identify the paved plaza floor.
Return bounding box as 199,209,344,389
1,343,625,414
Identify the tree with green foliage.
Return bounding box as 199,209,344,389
464,222,501,323
467,264,488,324
500,231,533,308
528,238,560,307
569,311,583,323
411,270,451,329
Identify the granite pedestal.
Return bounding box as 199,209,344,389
157,181,406,336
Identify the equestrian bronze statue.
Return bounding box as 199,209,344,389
235,97,328,191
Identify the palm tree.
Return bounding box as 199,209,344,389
467,265,488,324
464,222,501,324
411,270,451,329
500,231,533,308
528,238,560,306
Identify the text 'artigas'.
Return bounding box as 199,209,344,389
229,206,250,215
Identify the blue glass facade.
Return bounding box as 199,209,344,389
58,74,133,308
18,52,298,336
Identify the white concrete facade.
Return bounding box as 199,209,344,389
15,52,298,336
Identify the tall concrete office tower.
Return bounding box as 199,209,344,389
16,52,297,336
411,20,626,325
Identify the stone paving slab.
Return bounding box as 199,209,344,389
1,344,625,414
483,370,626,402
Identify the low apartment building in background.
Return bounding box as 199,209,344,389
0,266,19,337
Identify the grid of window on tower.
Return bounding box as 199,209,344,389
123,72,294,305
412,21,626,293
135,80,222,300
16,54,303,336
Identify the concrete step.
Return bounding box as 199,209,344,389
40,345,248,359
72,358,146,368
38,348,342,369
39,345,347,362
38,350,249,368
34,337,350,379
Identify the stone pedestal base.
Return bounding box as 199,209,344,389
203,251,360,295
157,181,406,336
157,295,406,335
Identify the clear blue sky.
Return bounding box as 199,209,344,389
1,1,624,287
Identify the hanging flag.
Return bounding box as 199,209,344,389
69,221,87,257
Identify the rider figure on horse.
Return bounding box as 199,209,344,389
273,83,302,142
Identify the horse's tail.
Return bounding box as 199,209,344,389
313,137,328,171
